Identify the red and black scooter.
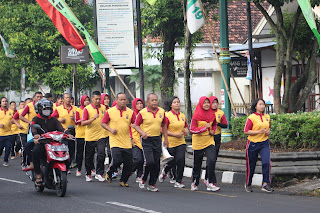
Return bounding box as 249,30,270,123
30,124,74,197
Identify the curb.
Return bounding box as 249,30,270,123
183,167,265,186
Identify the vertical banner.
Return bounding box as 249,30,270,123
187,0,205,34
0,34,15,58
245,51,252,80
21,67,26,101
96,0,136,68
221,89,225,109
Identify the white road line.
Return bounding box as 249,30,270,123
106,201,162,213
0,177,27,184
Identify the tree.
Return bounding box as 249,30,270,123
129,65,162,93
253,0,320,113
0,0,98,94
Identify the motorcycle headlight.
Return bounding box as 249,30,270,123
49,134,64,141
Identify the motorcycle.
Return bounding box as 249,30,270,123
29,124,74,197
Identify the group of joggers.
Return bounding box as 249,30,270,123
0,90,273,193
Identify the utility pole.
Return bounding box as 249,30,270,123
247,1,255,102
219,0,231,124
136,0,144,101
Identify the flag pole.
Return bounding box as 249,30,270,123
199,2,237,117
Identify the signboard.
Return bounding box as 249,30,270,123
60,46,89,64
221,89,225,109
230,57,248,77
96,0,136,68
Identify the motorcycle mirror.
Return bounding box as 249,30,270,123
67,125,75,130
32,124,42,130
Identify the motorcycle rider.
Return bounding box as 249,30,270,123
31,99,73,186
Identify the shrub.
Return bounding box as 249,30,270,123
230,112,320,149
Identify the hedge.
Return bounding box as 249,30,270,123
230,112,320,149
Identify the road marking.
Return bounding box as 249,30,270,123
0,177,27,184
179,188,237,198
106,201,162,213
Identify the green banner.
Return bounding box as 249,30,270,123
47,0,107,64
146,0,157,5
298,0,320,50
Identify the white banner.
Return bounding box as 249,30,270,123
96,0,136,68
187,0,205,34
0,34,15,58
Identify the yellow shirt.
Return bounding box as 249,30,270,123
102,106,135,149
135,107,166,137
53,105,77,129
75,107,85,139
215,109,228,135
166,110,187,148
21,102,37,122
191,120,215,150
244,113,270,142
18,109,28,134
83,104,106,142
11,110,19,135
131,112,142,149
0,108,14,136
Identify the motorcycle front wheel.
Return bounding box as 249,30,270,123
55,169,67,197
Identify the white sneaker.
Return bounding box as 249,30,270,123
203,179,209,187
207,183,220,191
139,180,145,189
158,168,166,183
147,185,159,192
95,174,105,182
191,182,198,191
85,175,92,182
136,177,142,183
76,170,81,177
91,170,96,176
174,182,185,188
3,162,9,167
170,178,176,184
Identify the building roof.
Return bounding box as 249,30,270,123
213,41,276,53
202,0,270,44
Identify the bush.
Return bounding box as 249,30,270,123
230,112,320,149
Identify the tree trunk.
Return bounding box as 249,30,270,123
160,31,176,107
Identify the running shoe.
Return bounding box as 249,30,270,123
207,183,220,191
95,174,105,182
245,184,253,192
147,185,159,192
191,182,198,191
136,177,142,183
170,178,176,184
11,156,15,160
76,170,81,177
261,183,273,193
120,181,129,187
105,173,112,183
3,162,9,167
91,170,96,176
174,182,185,188
158,168,166,183
139,180,145,189
85,175,92,182
203,179,209,187
112,172,117,179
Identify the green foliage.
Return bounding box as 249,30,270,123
129,65,162,93
0,0,98,93
231,112,320,149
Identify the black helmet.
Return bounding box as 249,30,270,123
35,98,53,118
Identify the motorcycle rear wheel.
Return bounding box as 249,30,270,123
55,170,67,197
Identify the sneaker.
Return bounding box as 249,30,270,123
244,184,253,192
191,182,198,191
139,180,145,189
158,168,166,183
136,177,142,183
16,152,20,158
120,181,129,187
91,170,96,176
67,170,71,174
147,185,159,192
105,173,112,183
203,179,209,187
95,174,105,182
261,183,273,193
76,170,81,177
170,178,176,184
85,175,92,182
11,156,15,160
3,162,9,167
174,182,185,188
112,172,117,179
207,183,220,191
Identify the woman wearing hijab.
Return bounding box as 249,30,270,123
101,94,112,171
130,98,144,183
158,96,188,188
190,96,220,192
75,95,90,176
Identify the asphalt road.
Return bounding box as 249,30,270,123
0,158,319,213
